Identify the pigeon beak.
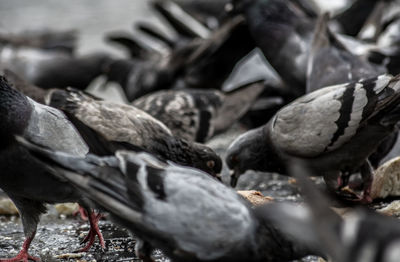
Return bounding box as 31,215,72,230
230,168,240,188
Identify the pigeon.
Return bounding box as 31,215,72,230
132,81,264,142
226,74,400,203
19,138,318,262
104,14,254,101
307,13,399,169
0,29,77,54
0,46,111,90
259,161,400,262
228,0,315,95
47,88,223,177
307,13,385,93
0,76,104,260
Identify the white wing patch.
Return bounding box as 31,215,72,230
374,74,392,93
327,83,367,151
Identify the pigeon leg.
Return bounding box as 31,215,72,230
72,205,88,221
135,239,155,262
0,231,39,262
360,160,374,204
75,210,105,252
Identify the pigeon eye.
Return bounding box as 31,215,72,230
207,160,215,169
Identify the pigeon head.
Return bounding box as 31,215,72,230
226,125,284,187
190,142,223,179
0,76,32,143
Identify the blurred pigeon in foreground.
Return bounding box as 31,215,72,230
19,138,318,262
0,76,104,261
48,88,222,177
227,74,400,203
259,161,400,262
132,81,264,142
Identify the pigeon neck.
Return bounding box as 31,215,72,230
0,78,32,146
262,125,287,174
105,59,134,88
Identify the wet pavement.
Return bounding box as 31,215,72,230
0,1,397,261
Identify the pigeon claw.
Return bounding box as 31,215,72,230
75,211,105,252
0,234,40,262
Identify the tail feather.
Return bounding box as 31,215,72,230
152,0,210,39
136,22,176,48
213,81,265,133
105,33,155,59
16,136,145,224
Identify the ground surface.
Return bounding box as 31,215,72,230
0,1,396,261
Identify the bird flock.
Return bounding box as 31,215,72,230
1,0,400,261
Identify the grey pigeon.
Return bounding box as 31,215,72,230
226,74,400,202
132,82,264,142
47,88,223,178
19,138,318,262
307,13,394,169
0,76,104,260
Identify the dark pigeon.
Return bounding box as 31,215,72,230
132,82,264,142
104,15,254,101
229,0,315,95
0,29,77,54
0,76,104,260
307,13,385,93
47,88,223,178
19,139,318,262
0,46,111,90
226,74,400,203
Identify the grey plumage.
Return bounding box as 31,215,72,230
20,137,317,262
0,76,104,259
226,74,400,201
132,82,264,142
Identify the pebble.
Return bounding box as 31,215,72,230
377,200,400,217
237,190,274,206
0,197,18,215
371,156,400,199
